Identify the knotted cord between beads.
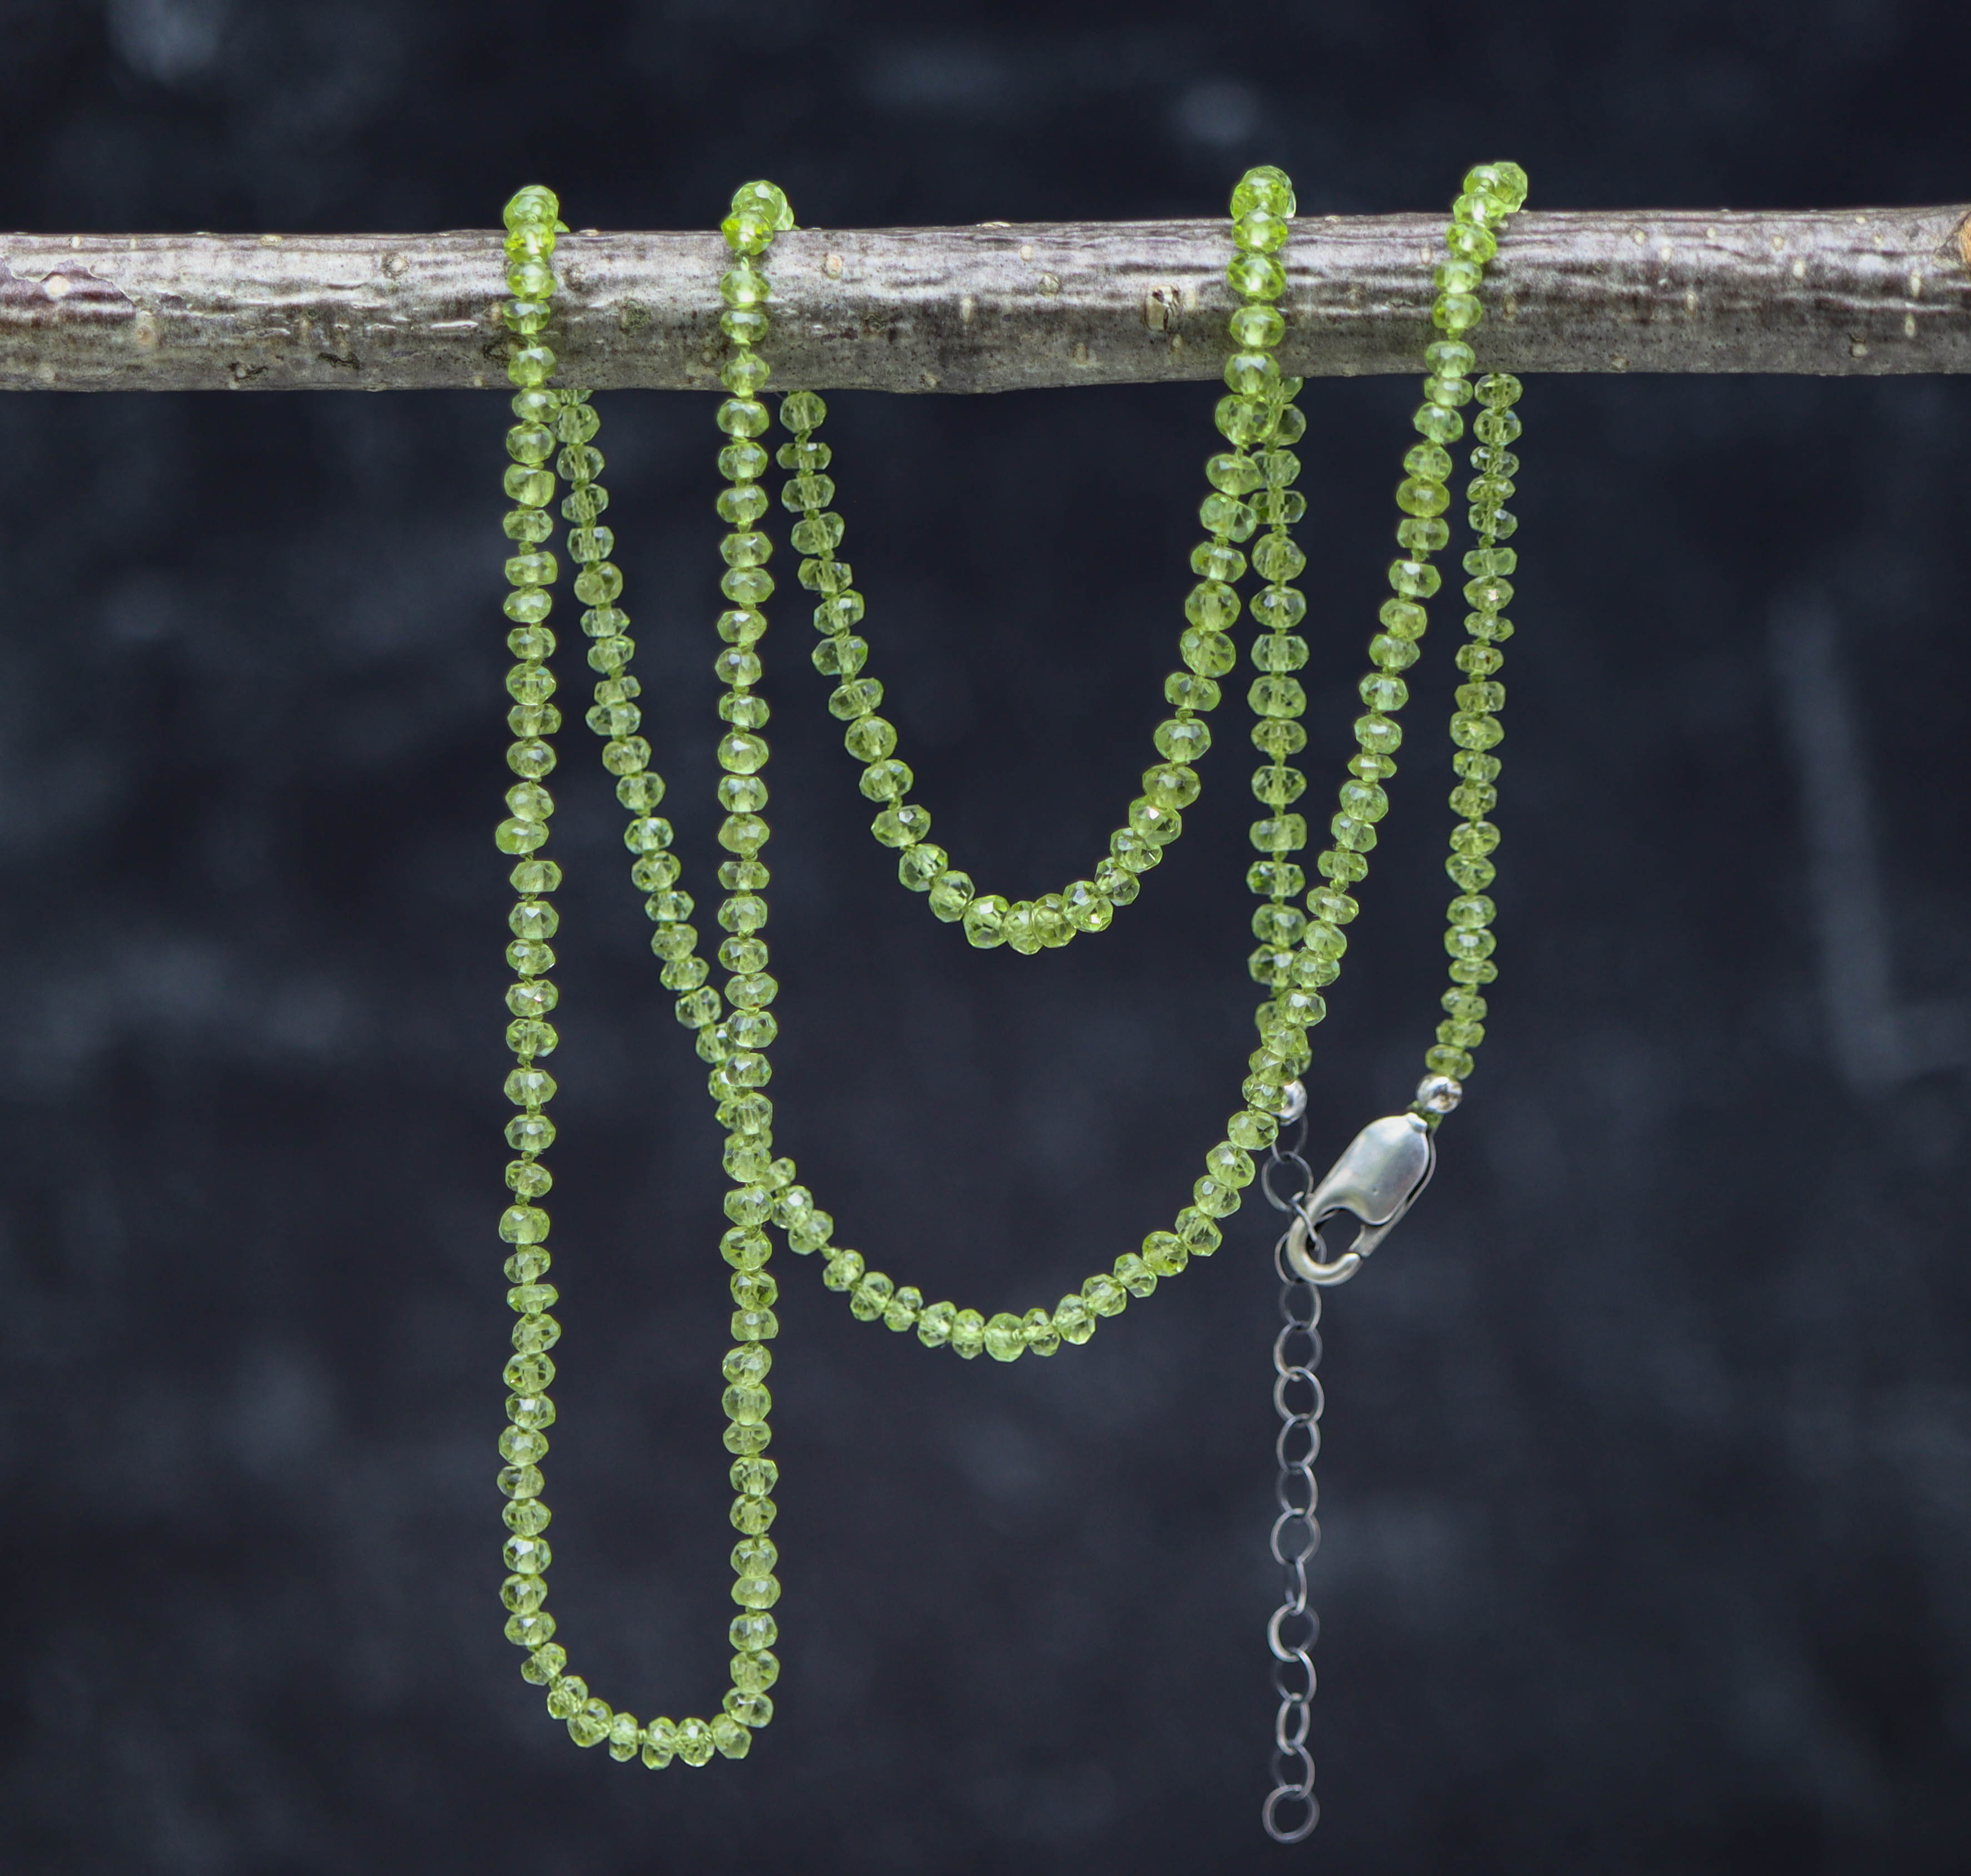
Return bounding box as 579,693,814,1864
773,238,1308,954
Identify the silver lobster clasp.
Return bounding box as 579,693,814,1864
1286,1112,1436,1286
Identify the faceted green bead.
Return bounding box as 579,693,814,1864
1143,1231,1187,1278
1388,559,1441,600
1032,894,1072,949
1191,1175,1243,1218
1252,768,1305,808
519,1644,567,1688
929,871,975,922
1002,902,1041,955
606,1710,643,1763
730,1573,781,1612
843,715,898,760
1128,798,1182,845
1053,1294,1096,1344
1252,718,1308,758
1175,1208,1224,1255
545,1674,587,1720
1206,1141,1256,1187
1082,1271,1127,1316
1253,903,1306,945
780,389,826,430
501,1570,549,1614
1184,580,1241,632
1113,1253,1157,1299
1252,534,1306,583
916,1300,957,1347
1232,210,1291,256
871,803,932,848
1021,1308,1061,1356
848,1271,895,1322
1354,712,1403,755
1164,671,1222,711
962,894,1009,948
950,1310,987,1359
899,843,949,891
1200,491,1259,541
1251,633,1308,674
884,1285,923,1332
1063,880,1112,933
1445,221,1498,263
723,1345,774,1386
568,1696,617,1749
1247,859,1305,898
984,1313,1026,1362
1451,712,1504,750
675,1718,716,1768
1206,451,1264,495
1094,861,1140,903
730,1612,779,1655
1228,303,1286,348
1225,253,1286,300
1413,403,1464,444
821,1248,865,1291
731,1649,781,1694
1445,927,1498,963
1180,628,1238,677
1232,165,1296,217
1250,814,1308,853
1142,762,1201,810
1224,352,1280,398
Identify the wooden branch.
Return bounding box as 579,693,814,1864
3,206,1968,394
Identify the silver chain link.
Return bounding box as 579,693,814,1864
1261,1102,1323,1843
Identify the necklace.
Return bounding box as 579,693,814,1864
484,160,1528,1828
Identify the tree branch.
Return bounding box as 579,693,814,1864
3,206,1968,394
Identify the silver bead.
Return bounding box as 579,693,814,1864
1414,1073,1462,1115
1275,1078,1308,1123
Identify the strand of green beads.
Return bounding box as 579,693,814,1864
770,186,1326,958
489,182,579,1730
1409,161,1527,1116
1239,166,1521,1118
1223,166,1325,1118
765,167,1311,1359
1425,367,1523,1092
495,183,786,1775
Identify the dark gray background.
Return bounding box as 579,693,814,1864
3,2,1968,1872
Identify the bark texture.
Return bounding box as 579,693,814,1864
2,206,1968,393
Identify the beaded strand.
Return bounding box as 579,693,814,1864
1428,365,1523,1085
757,166,1521,1360
482,163,1527,1769
489,183,786,1774
774,186,1313,954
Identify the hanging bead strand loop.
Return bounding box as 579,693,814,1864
1255,155,1529,1844
775,175,1318,954
491,180,790,1774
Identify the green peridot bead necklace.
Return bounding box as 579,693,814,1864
485,161,1530,1834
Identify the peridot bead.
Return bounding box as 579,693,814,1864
983,1313,1025,1362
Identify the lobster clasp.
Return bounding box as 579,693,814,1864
1285,1112,1436,1286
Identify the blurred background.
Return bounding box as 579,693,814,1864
2,2,1968,1871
